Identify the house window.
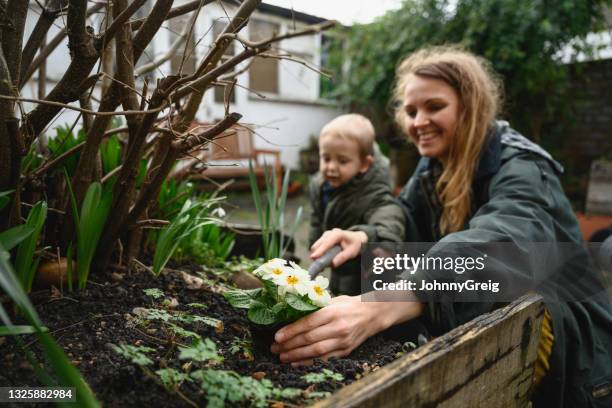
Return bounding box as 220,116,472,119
168,15,197,75
249,19,280,94
319,33,339,99
213,20,236,104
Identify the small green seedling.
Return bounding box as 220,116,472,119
143,288,165,299
167,324,201,340
111,344,155,366
302,368,344,384
305,391,332,400
155,368,192,391
395,341,417,358
135,308,223,332
178,338,223,363
186,303,207,309
190,369,300,408
228,337,254,361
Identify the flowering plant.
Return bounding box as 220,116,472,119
223,258,331,325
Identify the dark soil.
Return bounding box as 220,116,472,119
1,262,404,407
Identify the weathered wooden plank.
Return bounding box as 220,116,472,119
315,294,544,408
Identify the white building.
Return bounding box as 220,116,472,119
22,1,343,169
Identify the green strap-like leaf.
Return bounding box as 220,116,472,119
0,190,14,211
0,245,100,407
15,201,47,292
283,205,303,256
0,325,46,336
0,225,34,251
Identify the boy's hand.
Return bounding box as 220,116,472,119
310,228,368,267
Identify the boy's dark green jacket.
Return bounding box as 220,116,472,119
308,149,405,247
309,149,405,294
391,121,612,408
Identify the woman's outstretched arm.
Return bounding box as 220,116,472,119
271,295,423,366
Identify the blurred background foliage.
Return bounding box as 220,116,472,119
322,0,612,206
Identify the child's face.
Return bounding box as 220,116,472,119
319,135,371,188
401,74,460,163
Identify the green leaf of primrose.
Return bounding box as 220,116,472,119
271,302,287,315
285,293,318,312
261,278,279,302
247,303,277,325
223,289,262,309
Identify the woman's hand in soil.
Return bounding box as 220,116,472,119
271,296,373,366
310,228,368,267
271,296,423,366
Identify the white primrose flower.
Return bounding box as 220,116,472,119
288,260,308,274
307,275,331,307
253,258,288,282
277,267,311,297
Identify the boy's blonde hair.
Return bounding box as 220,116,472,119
319,114,375,158
392,45,503,235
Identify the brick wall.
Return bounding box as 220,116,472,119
565,58,612,174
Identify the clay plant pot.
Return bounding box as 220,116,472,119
36,258,77,287
249,322,284,354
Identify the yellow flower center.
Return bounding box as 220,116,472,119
314,286,324,296
286,275,298,286
272,268,283,275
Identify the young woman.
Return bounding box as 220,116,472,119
271,46,612,407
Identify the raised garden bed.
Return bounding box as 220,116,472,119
1,263,400,407
1,260,543,407
315,294,544,408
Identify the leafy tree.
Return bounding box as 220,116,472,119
328,0,611,143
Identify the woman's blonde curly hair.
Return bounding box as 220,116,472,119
393,45,503,234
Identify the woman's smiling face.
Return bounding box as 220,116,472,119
402,74,461,163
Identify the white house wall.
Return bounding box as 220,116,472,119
22,1,342,169
183,2,341,169
193,3,340,168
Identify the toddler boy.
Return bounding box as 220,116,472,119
309,114,405,295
